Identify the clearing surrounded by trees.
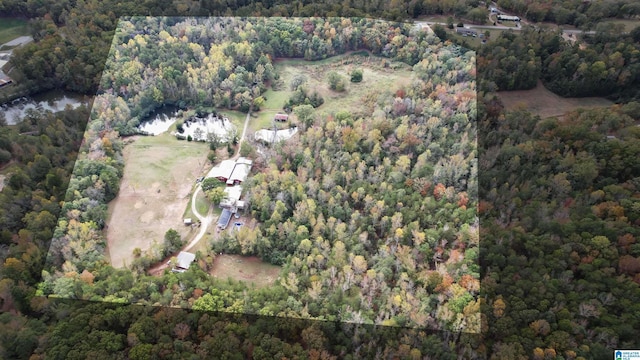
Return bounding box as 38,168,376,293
210,255,281,288
497,80,613,119
106,132,209,268
44,17,479,332
252,52,413,132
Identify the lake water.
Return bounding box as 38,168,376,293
137,107,179,135
1,90,90,125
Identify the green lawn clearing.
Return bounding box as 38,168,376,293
0,18,28,45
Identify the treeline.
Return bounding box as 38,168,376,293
0,299,477,359
543,29,640,99
3,0,638,28
477,26,640,101
4,0,640,103
495,0,640,26
0,106,90,316
93,16,430,134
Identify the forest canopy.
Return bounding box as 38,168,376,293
38,16,479,333
0,0,638,358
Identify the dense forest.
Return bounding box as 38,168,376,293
37,17,479,334
473,25,640,100
0,0,639,359
1,0,639,102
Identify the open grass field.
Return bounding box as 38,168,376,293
106,133,210,268
219,110,246,130
250,111,276,133
0,18,28,45
209,254,281,288
449,31,484,48
254,52,413,130
262,87,291,110
497,80,614,119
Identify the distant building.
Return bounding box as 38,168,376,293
172,251,196,273
490,7,501,13
497,14,520,21
183,218,192,225
274,113,289,122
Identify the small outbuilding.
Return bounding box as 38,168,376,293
274,113,289,122
172,251,196,273
218,208,233,230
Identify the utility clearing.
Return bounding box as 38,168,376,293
497,80,613,119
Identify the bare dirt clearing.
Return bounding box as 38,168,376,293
497,80,613,119
106,134,209,268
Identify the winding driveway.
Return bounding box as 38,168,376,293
182,110,252,251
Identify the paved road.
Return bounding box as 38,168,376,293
416,21,514,31
0,36,33,76
2,36,33,48
416,21,596,35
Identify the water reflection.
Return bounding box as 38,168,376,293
2,91,89,125
137,109,236,138
137,107,179,135
180,113,235,141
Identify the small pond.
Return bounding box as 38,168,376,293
137,106,180,135
2,90,90,125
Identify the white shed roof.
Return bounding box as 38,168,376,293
220,185,243,207
207,159,236,179
176,251,196,269
229,162,251,183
